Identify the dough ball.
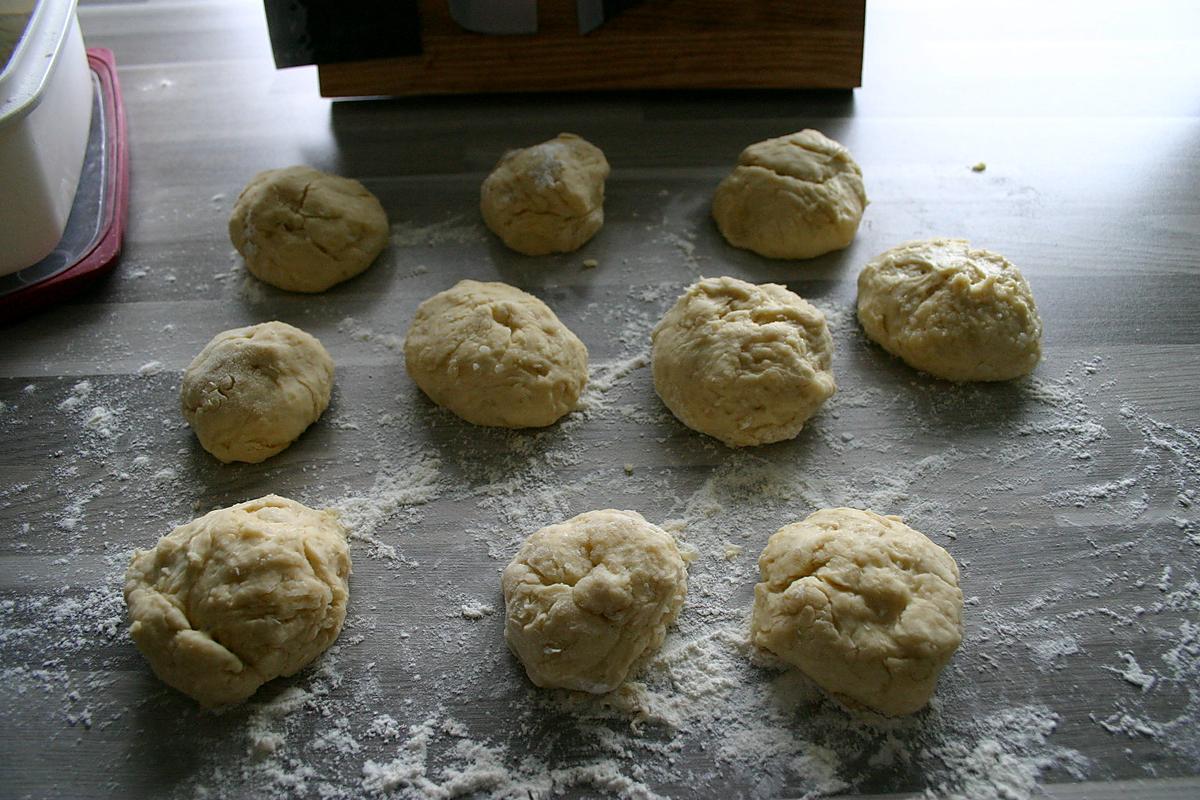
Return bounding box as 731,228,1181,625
751,508,962,716
502,509,688,693
181,321,334,463
856,238,1043,381
651,276,836,447
712,129,868,260
404,280,588,428
123,495,351,707
229,165,389,292
480,133,610,256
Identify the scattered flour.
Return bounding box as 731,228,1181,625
3,296,1198,799
332,457,444,565
391,215,486,248
1103,652,1157,692
338,316,405,352
460,602,495,621
361,716,667,800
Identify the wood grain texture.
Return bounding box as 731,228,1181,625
1,0,1199,798
317,0,865,96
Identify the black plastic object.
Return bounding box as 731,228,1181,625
263,0,422,68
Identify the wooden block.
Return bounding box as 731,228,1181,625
317,0,865,97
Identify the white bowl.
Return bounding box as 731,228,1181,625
0,0,92,276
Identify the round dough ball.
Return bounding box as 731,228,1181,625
181,321,334,463
712,129,868,260
229,165,389,292
480,133,610,256
502,509,688,693
751,508,963,716
651,276,836,447
404,280,588,428
856,238,1043,381
123,495,351,707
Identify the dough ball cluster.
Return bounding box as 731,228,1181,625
229,165,389,293
123,495,351,707
132,130,993,722
751,507,963,716
857,238,1043,381
502,509,688,694
712,129,867,260
181,321,334,463
404,280,588,428
481,133,610,256
651,276,836,447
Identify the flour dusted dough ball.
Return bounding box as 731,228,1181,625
751,508,962,716
651,276,836,447
124,495,351,707
481,133,610,256
856,238,1043,381
181,321,334,463
404,280,588,428
712,129,867,260
502,510,688,693
229,165,389,292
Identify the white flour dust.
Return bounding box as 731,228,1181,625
338,317,405,353
391,215,487,248
2,285,1199,799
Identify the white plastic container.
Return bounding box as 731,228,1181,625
0,0,92,276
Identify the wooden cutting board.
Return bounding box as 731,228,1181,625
318,0,865,97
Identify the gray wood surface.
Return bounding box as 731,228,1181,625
2,1,1199,798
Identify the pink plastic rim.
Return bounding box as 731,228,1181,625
0,48,129,322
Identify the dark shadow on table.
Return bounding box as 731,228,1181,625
122,675,252,796
321,88,859,179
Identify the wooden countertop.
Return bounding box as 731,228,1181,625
2,1,1198,798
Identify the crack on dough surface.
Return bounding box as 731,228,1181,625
480,133,610,255
752,508,963,716
123,495,351,708
404,280,588,429
712,129,868,260
229,165,389,292
502,510,689,694
651,276,836,447
856,238,1043,382
180,321,334,463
